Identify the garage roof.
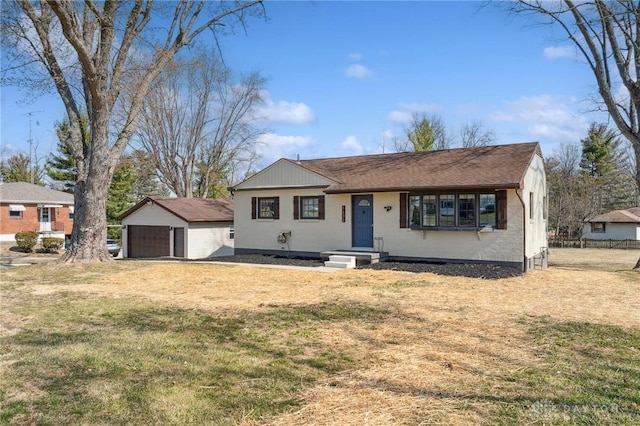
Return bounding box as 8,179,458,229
119,197,234,223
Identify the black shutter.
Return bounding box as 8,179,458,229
273,197,280,219
293,196,299,220
318,195,325,220
496,190,507,229
400,193,408,228
251,197,257,220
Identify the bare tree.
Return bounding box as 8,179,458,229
509,0,640,268
459,121,496,148
547,143,597,240
1,1,263,262
136,54,265,198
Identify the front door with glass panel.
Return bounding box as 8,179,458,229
352,195,373,248
40,207,51,232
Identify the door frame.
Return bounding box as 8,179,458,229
351,194,374,248
39,207,52,232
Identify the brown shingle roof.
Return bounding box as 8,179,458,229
588,207,640,223
0,182,74,204
292,142,541,193
119,197,233,222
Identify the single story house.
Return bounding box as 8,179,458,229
583,207,640,240
230,142,548,272
0,182,74,242
119,196,234,259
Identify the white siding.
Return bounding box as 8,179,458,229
187,222,234,259
583,222,640,240
235,189,527,265
235,188,352,254
521,153,548,263
235,159,335,189
121,204,187,258
373,191,525,264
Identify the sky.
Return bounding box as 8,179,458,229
0,1,609,171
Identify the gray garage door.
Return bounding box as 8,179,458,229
127,225,170,258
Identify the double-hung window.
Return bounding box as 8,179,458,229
251,197,280,220
293,195,325,220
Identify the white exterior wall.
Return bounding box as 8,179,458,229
521,153,548,263
582,222,640,240
372,191,525,264
235,188,527,265
187,222,234,259
235,188,352,254
121,204,187,258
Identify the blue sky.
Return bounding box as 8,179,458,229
1,1,607,170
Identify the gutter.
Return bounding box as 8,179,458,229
515,188,527,272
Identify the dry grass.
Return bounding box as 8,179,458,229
1,248,639,425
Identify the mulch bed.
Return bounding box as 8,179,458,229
212,254,522,280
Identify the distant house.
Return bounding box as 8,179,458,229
0,182,74,242
119,196,234,259
230,142,548,272
583,207,640,240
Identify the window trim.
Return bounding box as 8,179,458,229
403,190,505,230
8,210,23,219
293,195,325,220
251,196,280,220
591,222,606,233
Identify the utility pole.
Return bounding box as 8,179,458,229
22,111,42,184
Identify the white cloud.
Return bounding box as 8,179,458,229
388,102,440,123
491,95,588,143
348,52,364,61
254,96,316,124
345,64,373,79
256,133,314,164
341,135,364,155
543,45,575,59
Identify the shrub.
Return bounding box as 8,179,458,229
42,237,65,253
15,231,39,253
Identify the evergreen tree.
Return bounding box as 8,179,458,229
46,116,89,193
0,154,44,184
46,140,76,193
580,123,636,211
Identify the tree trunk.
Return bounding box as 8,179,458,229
60,134,114,263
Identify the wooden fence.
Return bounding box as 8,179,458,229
549,238,640,249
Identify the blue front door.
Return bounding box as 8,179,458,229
352,195,373,248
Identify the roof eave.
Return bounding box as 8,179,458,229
324,183,522,194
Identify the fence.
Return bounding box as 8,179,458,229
549,238,640,250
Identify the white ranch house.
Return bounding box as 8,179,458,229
230,142,548,272
583,207,640,241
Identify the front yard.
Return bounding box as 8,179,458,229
1,249,639,425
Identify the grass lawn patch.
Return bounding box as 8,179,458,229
1,248,639,424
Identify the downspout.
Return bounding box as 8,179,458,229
515,188,527,272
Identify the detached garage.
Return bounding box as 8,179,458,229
120,197,234,259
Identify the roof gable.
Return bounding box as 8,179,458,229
120,197,233,222
0,182,74,204
234,158,337,191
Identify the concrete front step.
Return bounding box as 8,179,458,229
324,255,356,269
321,251,384,266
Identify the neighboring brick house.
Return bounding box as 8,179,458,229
0,182,74,242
